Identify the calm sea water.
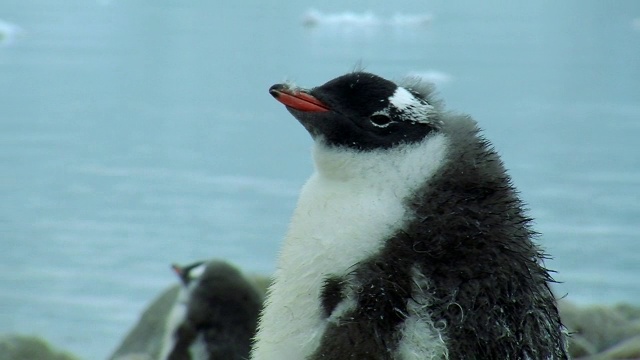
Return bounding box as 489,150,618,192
1,1,639,359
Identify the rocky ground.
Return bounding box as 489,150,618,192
2,274,639,360
0,334,79,360
559,301,640,359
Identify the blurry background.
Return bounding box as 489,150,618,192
1,0,639,359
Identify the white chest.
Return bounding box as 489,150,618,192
252,176,409,359
159,289,188,360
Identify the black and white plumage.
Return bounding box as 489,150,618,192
164,260,263,360
252,72,569,359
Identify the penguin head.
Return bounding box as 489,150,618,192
269,72,440,151
171,261,207,287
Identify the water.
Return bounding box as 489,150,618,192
1,1,639,359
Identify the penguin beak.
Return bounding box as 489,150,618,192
171,264,183,276
171,264,190,285
269,84,330,112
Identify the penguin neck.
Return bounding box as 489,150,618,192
294,134,451,259
311,134,449,196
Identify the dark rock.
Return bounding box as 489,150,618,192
592,334,640,359
0,334,79,360
109,285,180,360
560,300,640,359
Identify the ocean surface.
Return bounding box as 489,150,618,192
1,1,639,359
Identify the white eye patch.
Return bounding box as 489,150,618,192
388,87,420,109
189,263,206,280
387,87,435,124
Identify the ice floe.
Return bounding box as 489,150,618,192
406,70,452,86
302,9,432,28
0,19,23,47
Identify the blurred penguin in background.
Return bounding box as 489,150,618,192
163,260,263,360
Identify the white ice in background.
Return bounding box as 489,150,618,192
0,19,24,47
406,70,453,87
302,9,432,28
632,17,640,31
389,13,434,27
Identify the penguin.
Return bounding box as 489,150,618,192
252,72,569,360
163,260,263,360
158,261,206,360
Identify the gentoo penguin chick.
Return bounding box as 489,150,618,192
158,261,207,360
252,72,569,359
164,260,263,360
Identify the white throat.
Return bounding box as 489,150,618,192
159,287,190,360
251,134,449,360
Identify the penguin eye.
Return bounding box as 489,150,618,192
369,114,392,127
